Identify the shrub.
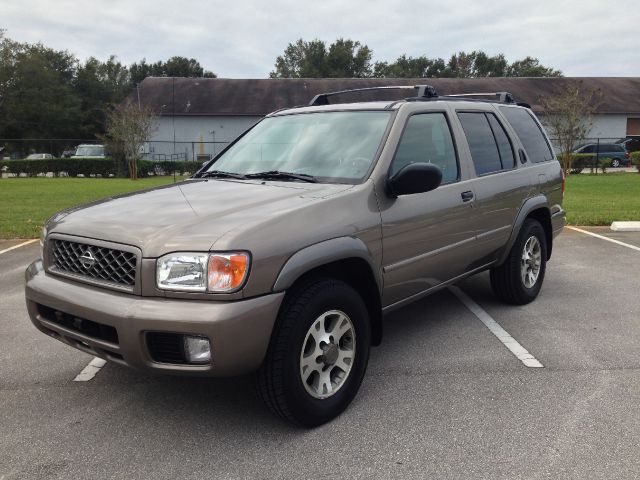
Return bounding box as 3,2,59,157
0,158,203,178
565,153,612,174
631,151,640,173
567,153,598,174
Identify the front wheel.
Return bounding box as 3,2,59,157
257,278,371,427
490,219,547,305
611,158,621,168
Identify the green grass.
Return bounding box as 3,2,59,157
0,177,181,239
1,172,638,238
564,172,640,225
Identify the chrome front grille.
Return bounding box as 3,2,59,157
49,239,138,290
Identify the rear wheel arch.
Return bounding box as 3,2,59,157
526,207,553,260
500,197,553,265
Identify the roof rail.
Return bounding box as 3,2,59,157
444,91,515,103
308,85,438,106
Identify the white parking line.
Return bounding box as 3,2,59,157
566,226,640,252
449,286,543,368
0,239,38,255
73,357,107,382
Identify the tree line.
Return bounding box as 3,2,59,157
270,38,562,79
1,31,563,156
0,30,215,152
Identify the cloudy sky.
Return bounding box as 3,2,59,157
1,0,638,77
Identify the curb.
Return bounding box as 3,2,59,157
611,221,640,232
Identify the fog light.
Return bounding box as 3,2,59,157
183,335,211,364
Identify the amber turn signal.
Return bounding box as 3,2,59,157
207,253,249,292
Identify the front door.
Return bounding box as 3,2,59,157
380,112,477,308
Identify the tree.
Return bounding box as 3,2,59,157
326,39,373,77
104,102,156,180
372,50,561,78
507,57,562,77
129,56,216,85
270,38,373,78
0,36,82,153
75,56,130,137
0,31,218,149
373,55,447,78
539,82,602,173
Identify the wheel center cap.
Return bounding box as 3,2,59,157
322,343,339,365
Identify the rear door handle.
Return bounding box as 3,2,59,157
461,191,474,202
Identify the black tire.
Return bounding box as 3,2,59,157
490,219,547,305
257,277,371,427
611,158,620,168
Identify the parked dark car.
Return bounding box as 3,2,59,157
573,143,630,167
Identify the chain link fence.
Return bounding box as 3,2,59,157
0,139,101,159
0,139,232,162
141,140,231,162
548,137,634,172
2,136,634,169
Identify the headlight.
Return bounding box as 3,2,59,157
156,252,250,293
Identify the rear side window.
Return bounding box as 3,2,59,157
499,106,554,163
391,113,459,184
487,114,515,169
457,112,515,175
580,145,595,153
603,144,624,152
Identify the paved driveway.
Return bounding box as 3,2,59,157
1,229,639,479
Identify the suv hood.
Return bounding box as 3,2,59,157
47,179,353,257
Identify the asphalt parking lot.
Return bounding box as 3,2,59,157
1,229,639,480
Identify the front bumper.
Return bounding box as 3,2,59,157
25,260,284,376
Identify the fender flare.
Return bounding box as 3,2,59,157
272,236,382,293
498,195,550,265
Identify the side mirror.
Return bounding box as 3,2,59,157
387,162,442,197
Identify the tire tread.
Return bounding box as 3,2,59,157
257,277,343,425
490,219,547,305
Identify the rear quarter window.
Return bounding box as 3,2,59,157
499,106,554,163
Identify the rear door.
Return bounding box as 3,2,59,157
455,108,533,262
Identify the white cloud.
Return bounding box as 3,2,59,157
1,0,637,76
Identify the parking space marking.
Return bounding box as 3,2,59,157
73,357,107,382
449,286,544,368
567,226,640,252
0,239,38,255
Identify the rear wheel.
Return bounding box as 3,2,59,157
257,277,370,427
611,158,621,168
490,219,547,305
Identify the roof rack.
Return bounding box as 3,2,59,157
445,92,515,103
307,85,528,108
309,85,438,106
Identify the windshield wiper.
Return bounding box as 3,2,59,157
200,170,248,180
245,171,318,183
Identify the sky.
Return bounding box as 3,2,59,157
1,0,638,78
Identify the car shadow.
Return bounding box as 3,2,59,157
92,279,495,430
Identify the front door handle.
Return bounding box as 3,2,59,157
461,191,474,202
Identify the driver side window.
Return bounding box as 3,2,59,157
390,113,459,184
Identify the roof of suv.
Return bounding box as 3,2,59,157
269,85,527,117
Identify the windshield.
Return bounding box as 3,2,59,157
75,145,105,157
206,111,392,183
